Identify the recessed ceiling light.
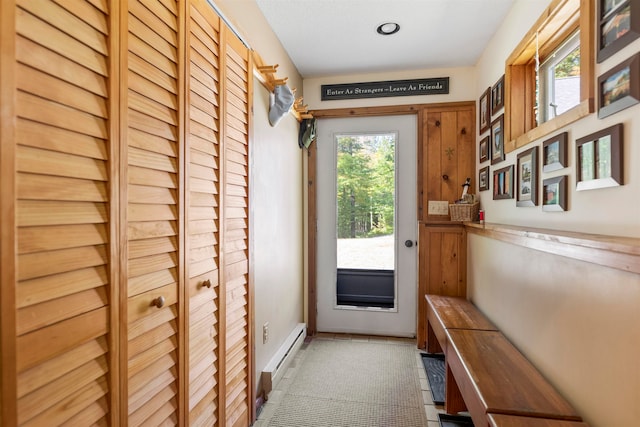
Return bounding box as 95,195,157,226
376,22,400,36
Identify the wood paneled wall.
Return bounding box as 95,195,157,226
0,0,253,425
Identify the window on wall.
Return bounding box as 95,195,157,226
539,30,581,123
505,0,594,151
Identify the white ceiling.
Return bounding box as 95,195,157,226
255,0,518,78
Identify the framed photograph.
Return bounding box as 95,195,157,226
490,114,505,165
479,87,491,134
598,52,640,118
479,135,491,163
493,164,514,200
542,175,568,212
517,147,538,207
491,75,505,113
597,0,640,63
542,132,568,172
479,166,490,191
576,123,623,191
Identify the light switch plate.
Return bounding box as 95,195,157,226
428,200,449,215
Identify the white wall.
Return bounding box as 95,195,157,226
471,2,640,426
250,81,304,394
214,0,305,397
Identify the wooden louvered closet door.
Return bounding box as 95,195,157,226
124,0,183,425
222,32,252,427
11,0,116,425
186,0,222,425
1,0,254,425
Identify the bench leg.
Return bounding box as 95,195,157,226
426,321,442,353
445,361,467,414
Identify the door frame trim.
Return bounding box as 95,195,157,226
307,104,424,336
307,101,475,336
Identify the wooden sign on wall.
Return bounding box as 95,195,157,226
321,77,449,100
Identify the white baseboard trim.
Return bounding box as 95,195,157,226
261,323,307,396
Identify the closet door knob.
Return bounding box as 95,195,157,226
203,279,212,289
152,296,165,308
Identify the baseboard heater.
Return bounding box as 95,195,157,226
261,323,307,396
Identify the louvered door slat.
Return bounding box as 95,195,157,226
16,9,107,76
15,118,107,160
125,0,181,424
16,36,107,97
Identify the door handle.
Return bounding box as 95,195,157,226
404,239,415,248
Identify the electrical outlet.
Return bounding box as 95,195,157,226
263,322,269,344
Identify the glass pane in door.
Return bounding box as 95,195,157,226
335,133,396,308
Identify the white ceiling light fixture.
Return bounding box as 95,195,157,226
376,22,400,36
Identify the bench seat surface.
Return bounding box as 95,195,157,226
426,294,497,330
446,329,582,422
489,414,590,427
426,294,497,353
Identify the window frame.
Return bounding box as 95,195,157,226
504,0,594,153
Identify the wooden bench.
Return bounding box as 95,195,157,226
445,329,583,427
425,294,497,353
424,294,586,427
488,414,590,427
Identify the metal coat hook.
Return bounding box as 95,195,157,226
461,127,467,135
435,120,441,127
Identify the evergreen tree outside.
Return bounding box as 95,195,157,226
336,134,395,239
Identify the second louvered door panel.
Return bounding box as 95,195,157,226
223,31,252,427
186,1,222,425
125,0,181,425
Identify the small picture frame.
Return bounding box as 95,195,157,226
597,0,640,63
517,146,538,207
491,75,505,113
598,52,640,118
576,123,623,191
542,132,568,173
479,87,491,134
542,175,568,212
493,164,514,200
479,166,490,191
479,135,491,163
490,114,505,165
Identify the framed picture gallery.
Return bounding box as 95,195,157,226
516,147,538,207
479,87,491,134
491,75,505,113
597,0,640,62
542,175,568,212
575,123,624,191
493,164,514,200
542,132,568,172
479,166,490,191
479,135,491,163
598,52,640,118
490,114,505,165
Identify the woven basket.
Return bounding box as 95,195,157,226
449,202,480,222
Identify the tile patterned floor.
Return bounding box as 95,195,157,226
253,333,448,427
